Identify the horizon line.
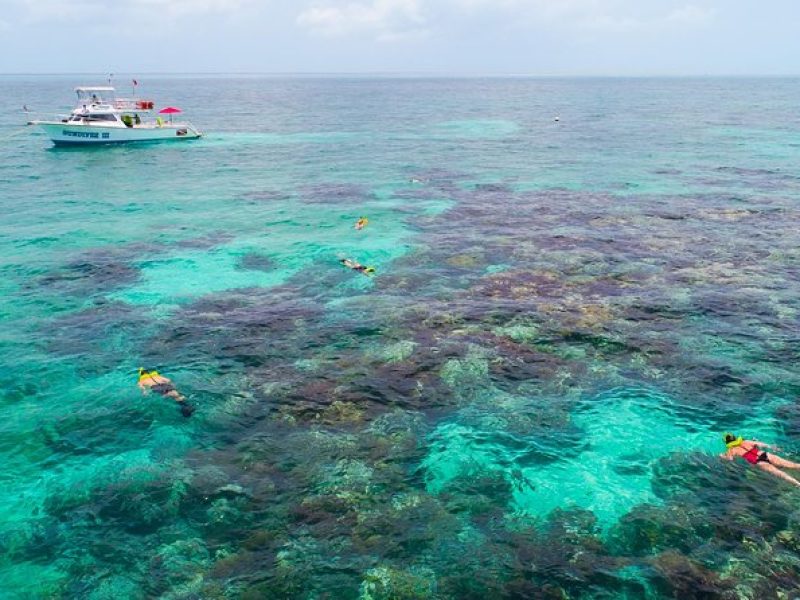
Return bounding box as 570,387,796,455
2,71,800,78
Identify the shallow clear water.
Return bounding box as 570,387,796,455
3,76,800,598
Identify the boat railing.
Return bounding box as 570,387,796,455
113,98,155,111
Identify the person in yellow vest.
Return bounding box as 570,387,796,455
340,258,375,276
721,433,800,487
137,367,195,417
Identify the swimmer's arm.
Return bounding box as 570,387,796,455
749,439,779,450
719,450,734,460
138,381,149,394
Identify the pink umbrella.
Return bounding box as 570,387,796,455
158,106,181,123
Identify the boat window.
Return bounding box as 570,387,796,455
87,114,118,122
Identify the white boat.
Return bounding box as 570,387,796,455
31,86,202,146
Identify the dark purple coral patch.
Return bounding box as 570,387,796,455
236,253,275,272
297,182,372,205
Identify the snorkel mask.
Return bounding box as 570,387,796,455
723,433,743,449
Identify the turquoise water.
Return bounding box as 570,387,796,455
3,76,800,598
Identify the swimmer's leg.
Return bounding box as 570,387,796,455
757,463,800,487
166,390,187,403
765,454,800,470
165,390,194,416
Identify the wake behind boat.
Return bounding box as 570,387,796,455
30,85,202,146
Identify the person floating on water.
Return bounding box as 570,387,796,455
355,216,368,230
721,433,800,487
340,258,375,276
137,367,195,417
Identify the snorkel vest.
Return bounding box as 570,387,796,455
724,435,744,449
138,368,160,382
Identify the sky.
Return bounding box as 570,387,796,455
1,0,799,75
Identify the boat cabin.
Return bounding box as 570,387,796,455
65,86,155,127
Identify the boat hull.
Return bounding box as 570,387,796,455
35,122,201,145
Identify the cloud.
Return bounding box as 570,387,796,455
12,0,253,23
132,0,253,18
666,4,716,25
296,0,716,40
439,0,624,24
446,0,716,32
14,0,98,21
297,0,427,40
574,3,715,33
577,13,643,33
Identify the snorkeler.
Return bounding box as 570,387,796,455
355,216,368,230
340,258,375,276
721,433,800,487
137,367,195,417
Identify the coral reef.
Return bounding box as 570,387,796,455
9,87,800,599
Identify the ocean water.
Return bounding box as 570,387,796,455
2,76,800,599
